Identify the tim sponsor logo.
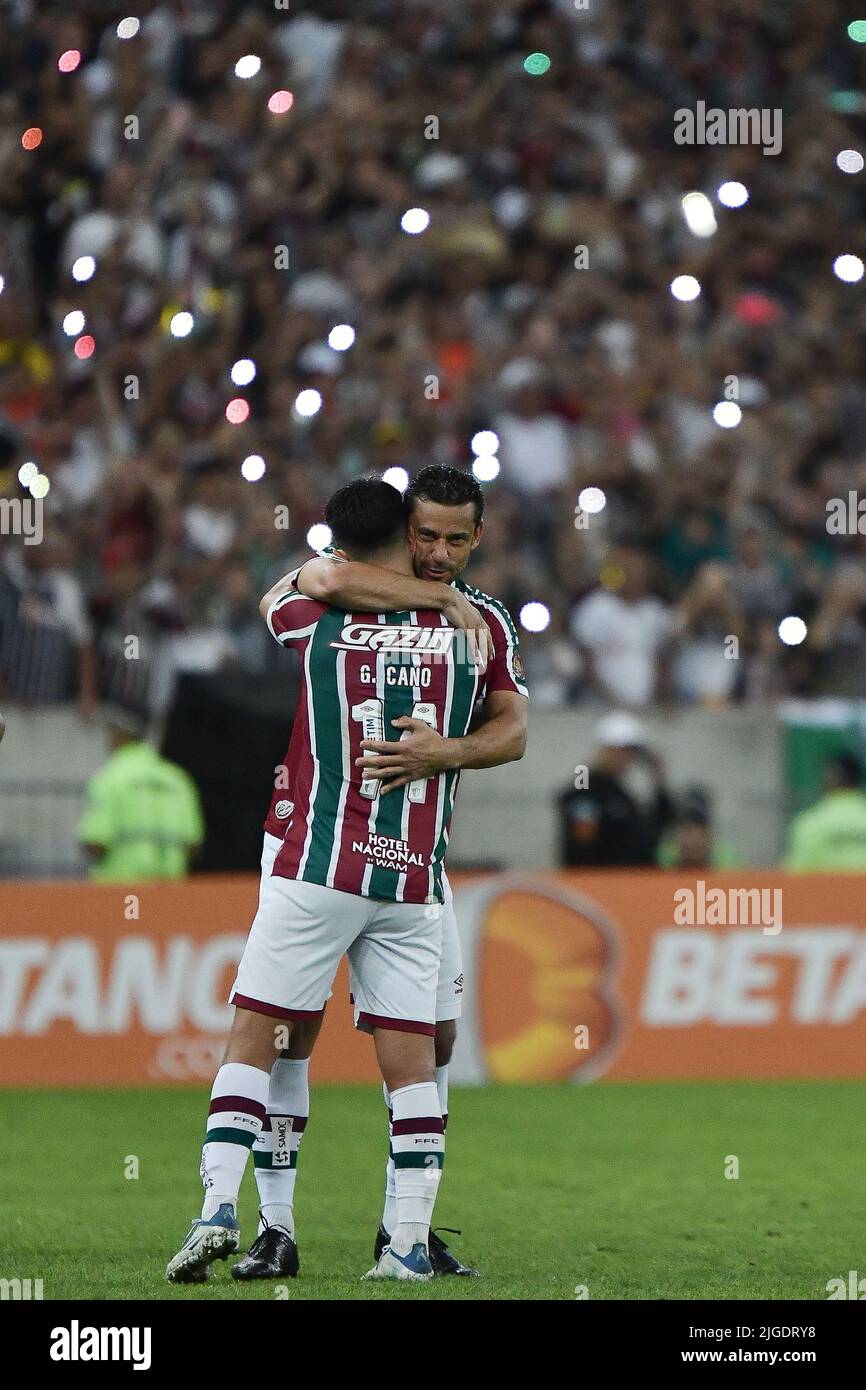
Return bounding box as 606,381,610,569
50,1320,152,1371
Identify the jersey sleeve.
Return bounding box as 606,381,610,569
477,596,530,699
266,582,327,647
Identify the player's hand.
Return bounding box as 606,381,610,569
441,591,494,666
356,717,456,793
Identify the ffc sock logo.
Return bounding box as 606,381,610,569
50,1321,152,1370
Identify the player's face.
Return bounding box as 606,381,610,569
407,500,482,583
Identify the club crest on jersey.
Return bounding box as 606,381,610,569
274,800,294,819
331,623,455,655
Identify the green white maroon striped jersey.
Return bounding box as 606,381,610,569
266,587,489,904
452,576,530,700
263,568,530,858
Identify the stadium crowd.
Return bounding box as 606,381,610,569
2,0,866,716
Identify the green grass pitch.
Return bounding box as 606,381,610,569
1,1081,861,1300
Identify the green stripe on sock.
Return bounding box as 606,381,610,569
392,1152,444,1170
205,1127,257,1149
253,1150,298,1169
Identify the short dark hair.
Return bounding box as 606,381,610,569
324,477,407,556
405,465,484,526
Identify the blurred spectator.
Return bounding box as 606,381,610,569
494,359,573,499
1,2,865,714
673,563,744,705
656,786,739,869
570,546,675,707
521,608,584,707
809,565,866,697
784,754,866,872
77,705,204,881
0,534,97,715
557,711,673,866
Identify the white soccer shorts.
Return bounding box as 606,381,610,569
247,832,463,1027
350,875,463,1027
229,834,444,1034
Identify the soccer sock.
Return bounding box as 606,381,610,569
253,1058,309,1236
381,1081,398,1235
382,1068,449,1237
200,1062,269,1219
388,1081,444,1256
435,1064,449,1130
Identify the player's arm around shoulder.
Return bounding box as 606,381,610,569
259,572,328,647
258,548,345,620
290,556,496,659
457,687,528,770
285,551,350,605
356,691,528,795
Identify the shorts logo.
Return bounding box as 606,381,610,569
332,623,455,654
274,800,294,820
454,973,464,995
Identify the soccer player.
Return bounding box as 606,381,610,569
234,466,528,1281
166,479,500,1284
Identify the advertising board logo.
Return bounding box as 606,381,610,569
460,878,623,1083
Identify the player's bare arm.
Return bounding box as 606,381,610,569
292,555,495,661
357,689,528,794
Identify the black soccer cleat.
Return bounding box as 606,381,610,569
231,1218,299,1280
374,1223,479,1277
429,1227,479,1277
374,1222,390,1263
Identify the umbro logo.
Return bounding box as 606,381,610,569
454,973,464,994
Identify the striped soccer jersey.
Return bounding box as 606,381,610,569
265,575,528,905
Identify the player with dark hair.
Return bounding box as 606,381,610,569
232,466,528,1281
324,477,409,556
166,475,526,1285
405,463,485,528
